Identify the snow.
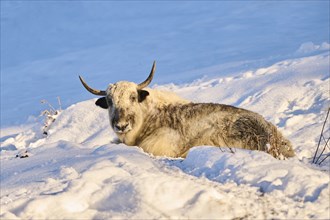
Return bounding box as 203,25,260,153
1,52,329,219
1,2,329,219
1,1,329,126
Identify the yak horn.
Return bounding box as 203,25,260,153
79,76,107,96
137,61,156,89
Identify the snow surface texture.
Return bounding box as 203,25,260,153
1,53,329,219
2,1,329,127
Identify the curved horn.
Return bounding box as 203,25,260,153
137,61,156,89
79,76,106,96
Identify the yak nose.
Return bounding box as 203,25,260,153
115,123,129,132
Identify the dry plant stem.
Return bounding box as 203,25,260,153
57,96,62,111
313,108,330,163
41,100,56,113
318,152,330,165
316,136,330,165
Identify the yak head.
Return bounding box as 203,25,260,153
79,61,156,144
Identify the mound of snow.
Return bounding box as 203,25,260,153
161,52,330,160
1,53,329,219
1,99,113,153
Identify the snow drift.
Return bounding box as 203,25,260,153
1,53,329,219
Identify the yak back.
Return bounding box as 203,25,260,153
138,102,294,159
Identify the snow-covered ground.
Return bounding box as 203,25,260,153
1,2,329,219
1,1,329,127
1,52,329,219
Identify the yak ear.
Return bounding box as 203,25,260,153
138,90,149,102
95,97,108,109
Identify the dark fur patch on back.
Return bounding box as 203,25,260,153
136,102,294,158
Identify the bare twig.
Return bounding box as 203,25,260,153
315,136,330,164
57,96,62,111
313,108,330,164
318,153,330,165
40,99,56,113
40,97,62,136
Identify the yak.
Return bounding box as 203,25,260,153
79,61,295,159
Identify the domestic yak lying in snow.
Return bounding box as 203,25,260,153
79,61,295,159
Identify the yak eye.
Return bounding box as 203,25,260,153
130,95,137,102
